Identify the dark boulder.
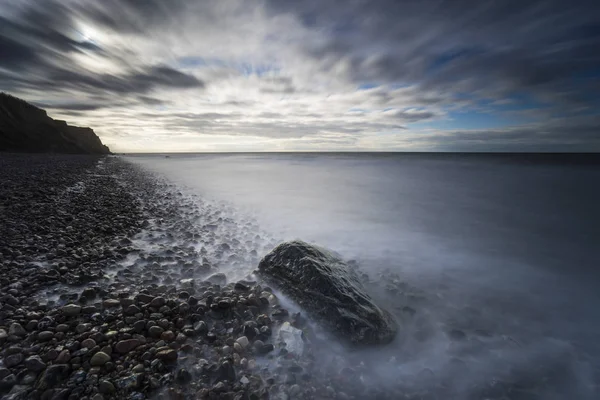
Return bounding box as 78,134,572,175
257,240,397,345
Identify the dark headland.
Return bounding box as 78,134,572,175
0,93,110,154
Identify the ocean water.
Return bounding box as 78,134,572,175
126,153,600,398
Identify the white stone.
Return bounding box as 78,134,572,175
278,322,304,356
235,336,249,348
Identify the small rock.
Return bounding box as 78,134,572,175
116,373,142,390
132,363,145,373
289,384,301,397
103,299,121,308
5,353,23,368
0,374,16,390
234,282,249,291
8,323,26,337
62,304,82,317
98,380,116,394
160,330,175,342
136,293,155,304
207,273,227,286
81,288,96,299
90,352,111,366
55,350,71,364
81,338,96,349
24,355,46,372
37,331,54,342
193,321,207,334
36,364,70,390
156,349,178,363
124,305,141,316
176,367,192,383
114,339,141,354
278,322,304,356
253,340,265,353
212,381,226,393
235,336,249,349
133,320,146,333
150,297,166,308
148,325,164,338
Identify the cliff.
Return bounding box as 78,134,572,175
0,93,110,154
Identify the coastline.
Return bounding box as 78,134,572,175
3,154,594,400
0,154,373,400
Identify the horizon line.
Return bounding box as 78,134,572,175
115,150,600,155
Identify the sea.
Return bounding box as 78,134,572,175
125,152,600,399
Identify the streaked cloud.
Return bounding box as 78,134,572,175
0,0,598,151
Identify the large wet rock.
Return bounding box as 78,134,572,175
257,240,397,345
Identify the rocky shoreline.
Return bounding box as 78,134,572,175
2,154,579,400
0,154,394,400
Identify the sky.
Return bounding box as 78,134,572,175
0,0,599,152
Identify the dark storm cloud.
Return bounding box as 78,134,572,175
267,0,600,108
1,64,204,95
35,102,106,112
35,94,168,112
0,34,39,68
0,4,102,67
0,0,203,98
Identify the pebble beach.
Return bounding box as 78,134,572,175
0,155,395,400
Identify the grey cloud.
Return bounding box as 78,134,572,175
77,0,192,34
259,76,296,94
35,94,168,112
1,0,598,151
1,63,203,95
0,4,102,68
137,96,168,106
268,0,600,110
386,109,438,122
0,1,203,97
35,102,107,112
405,115,600,151
0,34,39,68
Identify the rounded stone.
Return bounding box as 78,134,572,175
90,351,111,366
103,299,121,308
5,353,23,368
8,323,26,337
37,331,54,342
81,338,97,349
235,336,249,348
24,355,46,372
155,349,177,363
98,380,116,394
160,330,175,342
150,297,166,308
62,304,82,317
148,326,164,338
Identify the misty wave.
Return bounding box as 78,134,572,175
126,153,600,399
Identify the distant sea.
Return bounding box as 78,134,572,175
126,152,600,398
